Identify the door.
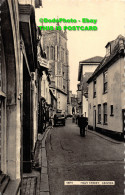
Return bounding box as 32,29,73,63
23,58,32,173
122,109,125,134
93,106,96,130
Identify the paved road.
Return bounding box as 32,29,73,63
46,119,124,195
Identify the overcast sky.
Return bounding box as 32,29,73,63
35,0,125,94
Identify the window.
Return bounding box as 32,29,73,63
93,80,96,98
50,46,55,60
98,104,101,123
47,46,49,60
110,105,114,116
78,85,81,91
103,103,107,124
103,71,108,93
61,48,64,62
119,39,124,49
106,45,111,57
57,46,59,60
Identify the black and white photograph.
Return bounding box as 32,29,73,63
1,0,125,194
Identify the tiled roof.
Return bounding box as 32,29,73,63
78,56,102,81
87,35,125,83
79,56,103,64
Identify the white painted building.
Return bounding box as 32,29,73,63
78,56,103,117
87,35,125,136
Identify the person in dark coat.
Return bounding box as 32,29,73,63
76,114,79,124
79,114,88,136
77,115,80,127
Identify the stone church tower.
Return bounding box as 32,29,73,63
42,28,70,114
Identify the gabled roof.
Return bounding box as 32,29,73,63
87,35,125,83
78,56,103,81
79,56,103,64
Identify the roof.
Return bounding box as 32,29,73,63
79,56,103,63
87,35,125,83
78,56,103,81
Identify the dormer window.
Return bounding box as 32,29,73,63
119,39,124,50
106,44,111,57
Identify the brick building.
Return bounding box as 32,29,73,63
42,27,70,114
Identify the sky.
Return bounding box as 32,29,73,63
35,0,125,94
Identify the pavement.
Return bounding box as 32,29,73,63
22,126,51,195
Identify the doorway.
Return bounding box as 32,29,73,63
93,106,96,130
122,109,125,135
23,58,32,173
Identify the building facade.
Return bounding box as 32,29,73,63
87,35,125,136
78,56,103,117
1,0,41,193
42,28,70,115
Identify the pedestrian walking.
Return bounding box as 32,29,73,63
79,114,88,137
72,114,75,123
49,113,54,128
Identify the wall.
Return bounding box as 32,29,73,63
88,57,124,133
82,64,98,75
1,0,22,180
82,95,88,117
81,64,98,117
31,71,38,149
57,91,67,114
41,71,50,103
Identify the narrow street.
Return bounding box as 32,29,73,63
46,119,124,195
